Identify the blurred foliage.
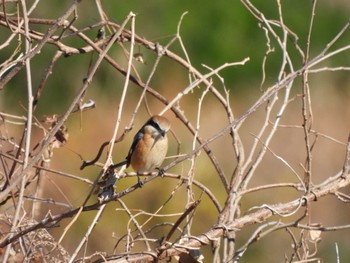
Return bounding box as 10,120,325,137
1,0,349,112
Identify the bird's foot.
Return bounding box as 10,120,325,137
157,167,165,177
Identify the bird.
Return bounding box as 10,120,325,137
111,115,171,184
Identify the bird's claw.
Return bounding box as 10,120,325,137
157,167,165,177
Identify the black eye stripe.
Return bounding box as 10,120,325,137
147,119,162,132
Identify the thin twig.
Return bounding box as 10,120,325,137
2,0,33,261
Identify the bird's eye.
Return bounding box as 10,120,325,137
149,119,160,130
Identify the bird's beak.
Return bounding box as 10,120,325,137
160,130,166,137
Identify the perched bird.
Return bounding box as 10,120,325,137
126,115,171,173
109,115,171,184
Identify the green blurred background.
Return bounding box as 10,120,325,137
1,0,350,262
